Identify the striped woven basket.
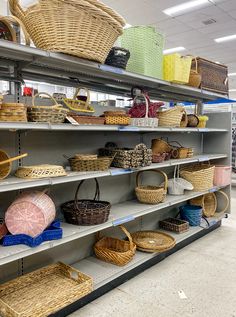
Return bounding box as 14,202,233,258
158,106,185,127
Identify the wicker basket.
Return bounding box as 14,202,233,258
105,47,130,69
9,0,125,63
28,93,69,123
0,262,93,317
94,225,136,266
180,112,188,128
190,190,229,217
68,156,114,172
158,106,185,127
151,138,172,154
63,87,94,113
187,114,199,127
187,58,202,88
169,141,190,159
152,153,166,163
15,164,67,179
131,231,176,253
67,114,105,125
0,151,28,180
180,164,215,191
104,110,131,125
135,170,168,204
61,178,111,226
159,218,189,233
0,103,27,122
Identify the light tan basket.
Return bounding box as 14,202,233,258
104,111,130,125
135,170,168,204
63,87,94,113
15,164,67,179
9,0,125,63
180,164,215,191
94,225,136,266
68,156,114,172
0,103,27,122
0,262,93,317
158,106,185,127
131,231,176,253
0,151,28,179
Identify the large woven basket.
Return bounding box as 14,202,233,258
15,164,67,179
94,225,136,266
63,87,94,113
28,93,69,123
68,155,114,172
135,169,168,204
9,0,125,63
180,164,215,191
0,151,28,180
131,231,176,253
61,178,111,226
0,102,27,122
158,106,185,127
0,262,93,317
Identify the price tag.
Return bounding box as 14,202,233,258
198,128,209,132
110,168,132,176
198,156,209,162
113,215,135,226
66,116,79,125
209,187,219,193
99,64,124,74
118,126,140,132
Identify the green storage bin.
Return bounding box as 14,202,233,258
119,26,164,79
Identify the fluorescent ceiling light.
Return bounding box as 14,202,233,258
163,0,209,17
229,73,236,77
215,34,236,43
163,47,186,55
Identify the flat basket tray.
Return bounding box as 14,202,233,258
15,165,67,179
0,262,93,317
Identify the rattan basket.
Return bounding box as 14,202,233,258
67,114,105,125
0,262,93,317
131,231,176,253
151,138,172,154
159,218,189,234
135,170,168,204
15,164,67,179
169,141,190,159
9,0,125,63
104,110,131,125
0,102,27,122
68,155,114,172
158,106,185,127
0,151,28,180
187,114,199,127
28,93,69,123
180,164,215,191
94,225,136,266
61,178,111,225
63,87,94,113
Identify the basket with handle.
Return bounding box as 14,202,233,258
163,54,192,84
187,57,202,88
151,138,172,154
158,106,186,127
0,151,28,179
187,114,199,127
135,169,168,204
94,225,136,266
169,141,190,159
63,87,94,113
130,93,159,128
180,205,202,226
167,165,193,195
9,0,125,63
61,178,111,226
28,92,69,123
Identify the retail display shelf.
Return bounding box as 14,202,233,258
0,154,227,193
0,186,225,266
0,41,228,102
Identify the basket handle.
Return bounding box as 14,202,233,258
73,87,90,105
133,93,149,119
9,0,26,21
119,225,134,250
2,15,31,46
215,190,229,213
0,153,28,165
136,169,168,191
32,92,59,108
168,140,183,148
74,178,100,210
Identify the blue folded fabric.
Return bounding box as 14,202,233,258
2,220,63,247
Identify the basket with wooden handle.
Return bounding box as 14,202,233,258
169,141,190,159
187,57,202,88
63,87,94,113
0,151,28,179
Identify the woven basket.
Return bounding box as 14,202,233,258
190,190,229,217
158,106,185,127
63,87,94,113
187,114,199,127
0,103,27,122
152,153,166,163
0,151,28,180
9,0,125,63
104,110,131,125
61,178,111,226
67,114,105,125
180,164,215,191
159,218,189,234
0,262,93,317
15,164,67,179
105,47,130,69
169,141,190,159
180,111,188,128
68,156,114,172
94,225,136,266
135,169,168,204
131,231,176,253
28,92,69,123
151,138,172,154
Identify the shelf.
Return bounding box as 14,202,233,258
0,154,227,193
0,186,225,266
0,41,228,102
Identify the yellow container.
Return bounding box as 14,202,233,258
197,116,209,128
164,54,192,84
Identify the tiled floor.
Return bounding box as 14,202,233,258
69,189,236,317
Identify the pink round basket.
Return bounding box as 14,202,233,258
5,191,56,237
213,165,231,187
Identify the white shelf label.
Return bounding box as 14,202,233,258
100,64,124,74
110,168,132,176
198,128,209,132
198,156,209,162
209,187,219,193
118,126,140,132
113,215,135,226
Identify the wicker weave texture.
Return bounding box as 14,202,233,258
151,138,172,154
0,262,93,317
158,106,185,127
105,115,130,125
159,218,189,233
68,115,105,125
0,103,27,122
0,150,11,180
64,87,94,113
69,156,113,172
15,165,67,179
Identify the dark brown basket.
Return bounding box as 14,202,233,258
61,179,111,226
187,114,199,127
191,58,228,95
159,218,189,233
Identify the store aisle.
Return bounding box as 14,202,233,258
70,190,236,317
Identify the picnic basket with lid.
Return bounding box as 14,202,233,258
63,87,94,113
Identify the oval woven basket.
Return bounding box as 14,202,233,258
131,231,176,253
9,0,125,63
94,225,136,266
15,164,67,179
151,138,172,154
158,106,185,127
68,156,114,172
135,169,168,204
180,164,215,191
0,102,27,122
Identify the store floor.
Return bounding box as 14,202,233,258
69,189,236,317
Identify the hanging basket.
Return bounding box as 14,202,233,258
94,225,136,266
158,106,185,127
135,169,168,204
63,87,94,113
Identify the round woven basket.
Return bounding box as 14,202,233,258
135,169,168,204
94,225,136,266
158,106,185,127
180,164,215,191
131,231,176,253
0,151,28,180
187,114,199,127
151,138,172,154
15,164,67,179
